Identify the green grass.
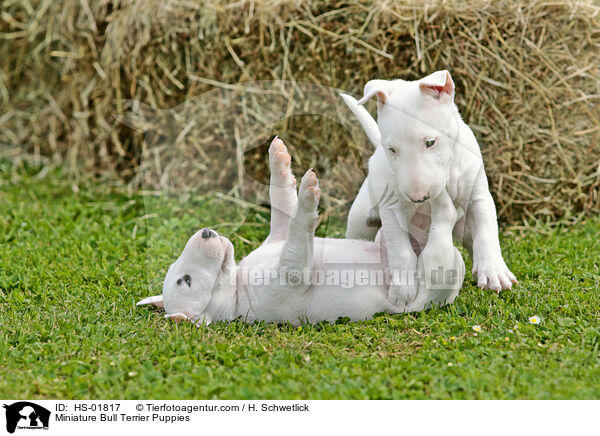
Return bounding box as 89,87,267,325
1,165,599,399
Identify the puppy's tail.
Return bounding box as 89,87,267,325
339,92,381,149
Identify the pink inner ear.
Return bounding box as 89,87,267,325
420,71,455,100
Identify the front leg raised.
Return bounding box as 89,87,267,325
466,170,517,291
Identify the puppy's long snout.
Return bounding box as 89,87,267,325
201,228,216,239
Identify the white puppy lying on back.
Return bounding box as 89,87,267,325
138,138,464,325
340,70,516,307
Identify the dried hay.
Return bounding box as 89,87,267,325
1,0,599,225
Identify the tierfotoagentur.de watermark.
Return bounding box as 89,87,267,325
235,266,461,289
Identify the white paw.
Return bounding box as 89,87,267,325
298,169,320,211
387,256,418,309
387,283,417,311
473,258,517,292
269,137,295,184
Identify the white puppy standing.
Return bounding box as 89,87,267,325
137,138,464,325
340,70,516,308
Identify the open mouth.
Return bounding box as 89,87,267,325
409,195,430,203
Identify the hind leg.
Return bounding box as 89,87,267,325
347,180,378,240
267,137,297,242
278,170,320,282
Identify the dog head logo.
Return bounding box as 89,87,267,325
3,402,50,433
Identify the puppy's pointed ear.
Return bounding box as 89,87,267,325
357,80,390,109
419,70,455,103
137,295,164,309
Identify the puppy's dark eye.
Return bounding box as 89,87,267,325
387,147,396,155
177,275,192,287
425,139,436,148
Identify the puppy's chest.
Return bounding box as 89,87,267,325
410,203,432,231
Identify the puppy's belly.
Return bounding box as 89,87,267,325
305,283,389,323
310,238,389,321
242,237,384,266
313,237,384,264
239,238,389,324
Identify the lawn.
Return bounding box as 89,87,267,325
1,165,599,399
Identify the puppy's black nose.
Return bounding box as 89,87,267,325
201,228,213,239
